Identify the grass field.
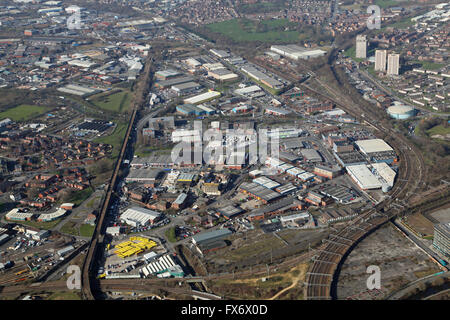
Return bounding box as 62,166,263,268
427,125,450,137
206,18,304,43
94,122,128,159
375,0,403,8
91,90,131,113
0,104,50,122
79,224,95,237
46,291,82,300
18,218,62,230
165,227,177,243
413,60,445,71
60,221,79,236
64,187,94,207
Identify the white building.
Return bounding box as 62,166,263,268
375,50,387,72
120,207,161,227
387,53,400,76
346,164,382,190
355,139,393,155
356,35,367,59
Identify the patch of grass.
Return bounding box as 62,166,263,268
17,218,62,230
343,46,365,62
94,122,128,159
206,18,303,43
427,125,450,137
65,187,94,206
86,196,101,209
375,0,402,8
46,291,82,300
79,224,95,237
91,90,131,113
165,227,177,243
0,104,50,122
60,221,79,236
412,60,445,71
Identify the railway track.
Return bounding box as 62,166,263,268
301,73,427,299
81,56,155,300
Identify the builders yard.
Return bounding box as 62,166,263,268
203,228,328,274
335,224,441,300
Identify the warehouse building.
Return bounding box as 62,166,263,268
176,104,215,116
217,205,243,219
125,169,163,184
280,212,311,225
314,165,341,179
234,85,264,99
355,139,393,155
371,162,396,187
247,197,304,221
301,149,322,162
184,91,221,105
57,84,101,97
270,45,326,60
120,207,161,227
346,164,382,190
171,82,202,95
141,254,184,278
155,69,180,80
239,182,281,203
154,76,194,89
192,228,232,245
208,68,238,82
253,176,280,189
334,151,367,167
433,223,450,258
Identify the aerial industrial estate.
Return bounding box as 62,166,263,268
0,0,448,305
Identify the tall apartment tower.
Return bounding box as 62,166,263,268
374,50,387,72
387,53,400,76
356,35,367,59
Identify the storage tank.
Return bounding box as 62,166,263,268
387,103,417,119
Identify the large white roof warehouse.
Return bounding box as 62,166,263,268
346,164,382,190
120,207,161,227
355,139,393,154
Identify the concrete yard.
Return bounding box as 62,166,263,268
335,223,441,300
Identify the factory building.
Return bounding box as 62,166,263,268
314,165,341,179
301,149,322,162
239,182,281,203
183,91,221,105
120,207,161,227
171,82,202,95
270,45,326,60
346,164,382,190
355,139,397,164
192,228,232,245
176,104,215,116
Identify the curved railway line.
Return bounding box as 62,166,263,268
301,76,429,299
